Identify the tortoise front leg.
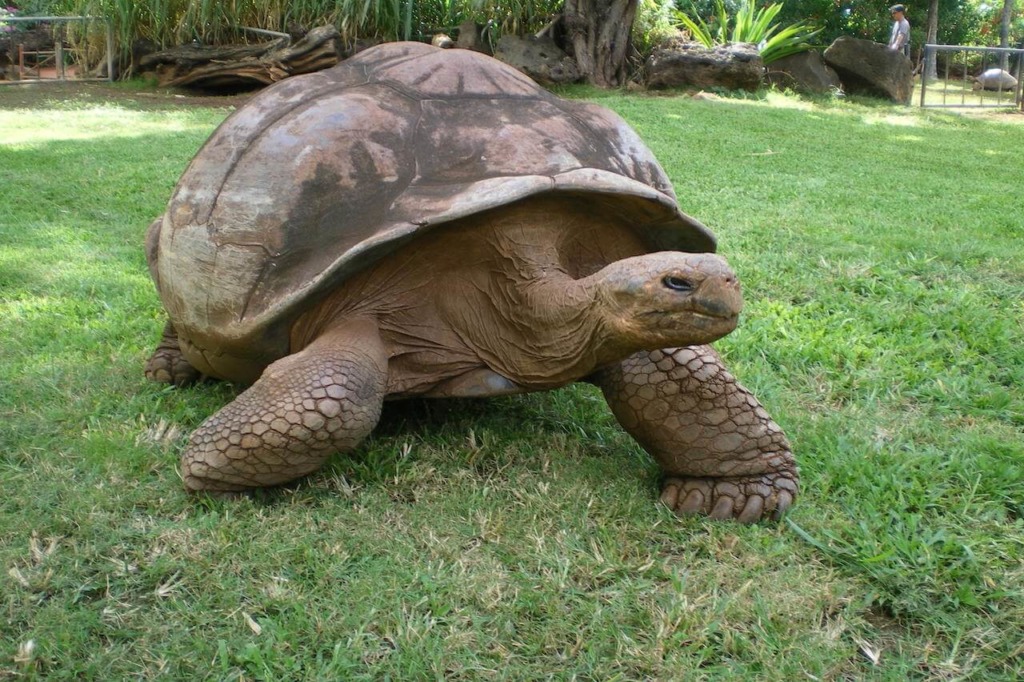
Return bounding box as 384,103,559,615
181,320,387,493
591,346,797,523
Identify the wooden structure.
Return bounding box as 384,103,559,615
138,25,344,91
0,15,113,83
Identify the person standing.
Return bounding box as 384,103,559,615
888,4,911,58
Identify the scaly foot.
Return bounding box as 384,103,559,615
145,321,202,386
145,346,202,385
660,470,797,523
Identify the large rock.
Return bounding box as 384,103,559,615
493,34,579,86
823,37,912,104
973,68,1018,91
456,20,492,55
646,42,763,92
765,50,841,94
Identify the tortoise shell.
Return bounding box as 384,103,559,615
149,41,716,371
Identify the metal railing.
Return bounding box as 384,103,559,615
919,44,1024,109
0,16,114,84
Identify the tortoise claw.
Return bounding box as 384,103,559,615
660,469,797,523
145,346,202,386
145,322,202,386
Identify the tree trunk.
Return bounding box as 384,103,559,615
562,0,638,87
924,0,938,80
999,0,1013,70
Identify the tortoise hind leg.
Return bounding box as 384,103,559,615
590,346,797,523
145,320,202,386
181,320,388,492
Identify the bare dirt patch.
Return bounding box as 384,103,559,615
967,107,1024,123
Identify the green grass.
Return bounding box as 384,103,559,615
2,84,1023,679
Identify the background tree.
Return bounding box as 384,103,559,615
998,0,1013,69
924,0,939,79
768,0,984,48
562,0,639,86
33,0,1016,87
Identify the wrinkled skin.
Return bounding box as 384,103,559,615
147,198,797,522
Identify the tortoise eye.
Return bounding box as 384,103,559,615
662,275,694,292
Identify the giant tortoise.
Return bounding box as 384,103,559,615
145,42,797,522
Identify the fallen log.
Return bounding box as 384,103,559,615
139,25,343,91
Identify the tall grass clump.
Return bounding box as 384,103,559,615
49,0,562,65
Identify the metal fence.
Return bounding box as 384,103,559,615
0,16,114,84
919,44,1024,110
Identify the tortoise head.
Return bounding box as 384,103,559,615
588,252,743,352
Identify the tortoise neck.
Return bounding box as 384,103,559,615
430,199,640,388
475,228,609,387
509,263,679,384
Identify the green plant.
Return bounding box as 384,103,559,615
0,7,15,33
674,0,820,63
9,0,61,17
633,0,681,56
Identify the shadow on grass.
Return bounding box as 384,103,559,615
202,382,642,510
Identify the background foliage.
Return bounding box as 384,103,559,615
672,0,821,63
27,0,561,48
2,0,1021,71
673,0,1021,57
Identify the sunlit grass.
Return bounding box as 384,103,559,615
0,105,220,145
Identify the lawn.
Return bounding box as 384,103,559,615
1,83,1022,680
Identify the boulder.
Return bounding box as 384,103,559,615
493,34,580,86
456,21,492,55
0,51,13,81
0,26,53,56
646,42,763,92
973,68,1018,91
823,37,912,104
765,50,841,94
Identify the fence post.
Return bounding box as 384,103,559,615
919,45,932,106
1016,48,1023,110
